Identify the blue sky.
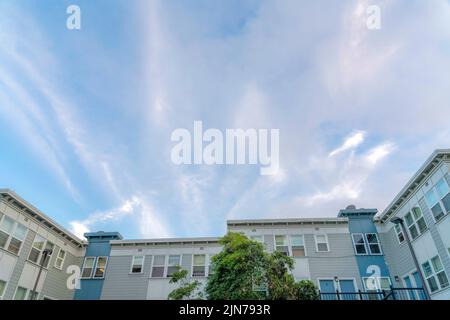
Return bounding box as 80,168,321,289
1,0,450,240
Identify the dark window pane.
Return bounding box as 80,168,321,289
7,237,22,255
0,231,8,248
417,218,427,233
442,193,450,212
431,204,444,221
369,244,381,254
409,225,419,240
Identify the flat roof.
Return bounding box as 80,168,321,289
227,217,348,227
111,236,221,247
378,149,450,223
0,189,85,248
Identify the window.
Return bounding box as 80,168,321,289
274,235,289,255
7,224,27,255
422,255,449,293
405,207,427,240
352,234,368,255
14,286,27,300
167,255,181,277
27,290,39,300
54,248,66,270
208,255,214,276
28,235,45,263
131,256,144,274
362,277,391,291
315,234,329,252
93,256,108,278
40,241,54,268
0,280,6,298
81,257,96,279
250,235,263,243
426,188,445,222
394,224,405,243
290,235,305,257
436,178,450,212
192,254,206,277
366,233,382,255
151,255,165,277
0,215,27,255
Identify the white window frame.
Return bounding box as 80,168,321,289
365,233,382,255
167,255,182,277
0,279,7,299
421,255,449,293
192,254,206,277
394,224,405,244
273,235,290,256
362,277,392,291
13,286,29,300
54,248,66,270
81,256,96,279
289,234,307,257
93,256,108,279
425,180,448,222
351,233,368,255
404,206,428,241
28,235,54,268
314,234,330,252
0,215,28,256
151,255,166,278
130,255,145,274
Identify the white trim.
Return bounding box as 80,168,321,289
54,247,66,270
289,234,307,257
365,233,383,255
192,254,206,277
351,233,368,255
92,256,108,279
314,234,330,252
0,279,7,300
150,254,166,278
0,215,28,257
167,254,182,277
81,256,96,279
130,255,145,274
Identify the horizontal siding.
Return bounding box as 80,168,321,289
3,230,35,299
101,255,152,300
40,248,82,300
378,227,414,285
305,233,362,289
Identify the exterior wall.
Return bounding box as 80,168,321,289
228,222,363,290
345,215,391,287
377,161,450,299
0,197,84,300
101,242,222,300
74,232,121,300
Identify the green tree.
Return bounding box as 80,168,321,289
206,232,297,300
168,267,204,300
292,280,319,300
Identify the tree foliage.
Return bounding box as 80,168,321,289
206,232,318,300
168,267,204,300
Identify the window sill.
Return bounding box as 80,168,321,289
26,259,49,270
0,246,20,258
430,284,450,296
434,213,449,226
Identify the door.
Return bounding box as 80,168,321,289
319,280,336,300
339,280,357,300
403,275,417,300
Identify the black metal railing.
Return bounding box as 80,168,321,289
319,287,427,300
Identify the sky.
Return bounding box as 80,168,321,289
1,0,450,240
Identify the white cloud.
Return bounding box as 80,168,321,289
329,130,366,157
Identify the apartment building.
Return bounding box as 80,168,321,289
376,149,450,299
0,190,85,300
0,149,449,300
